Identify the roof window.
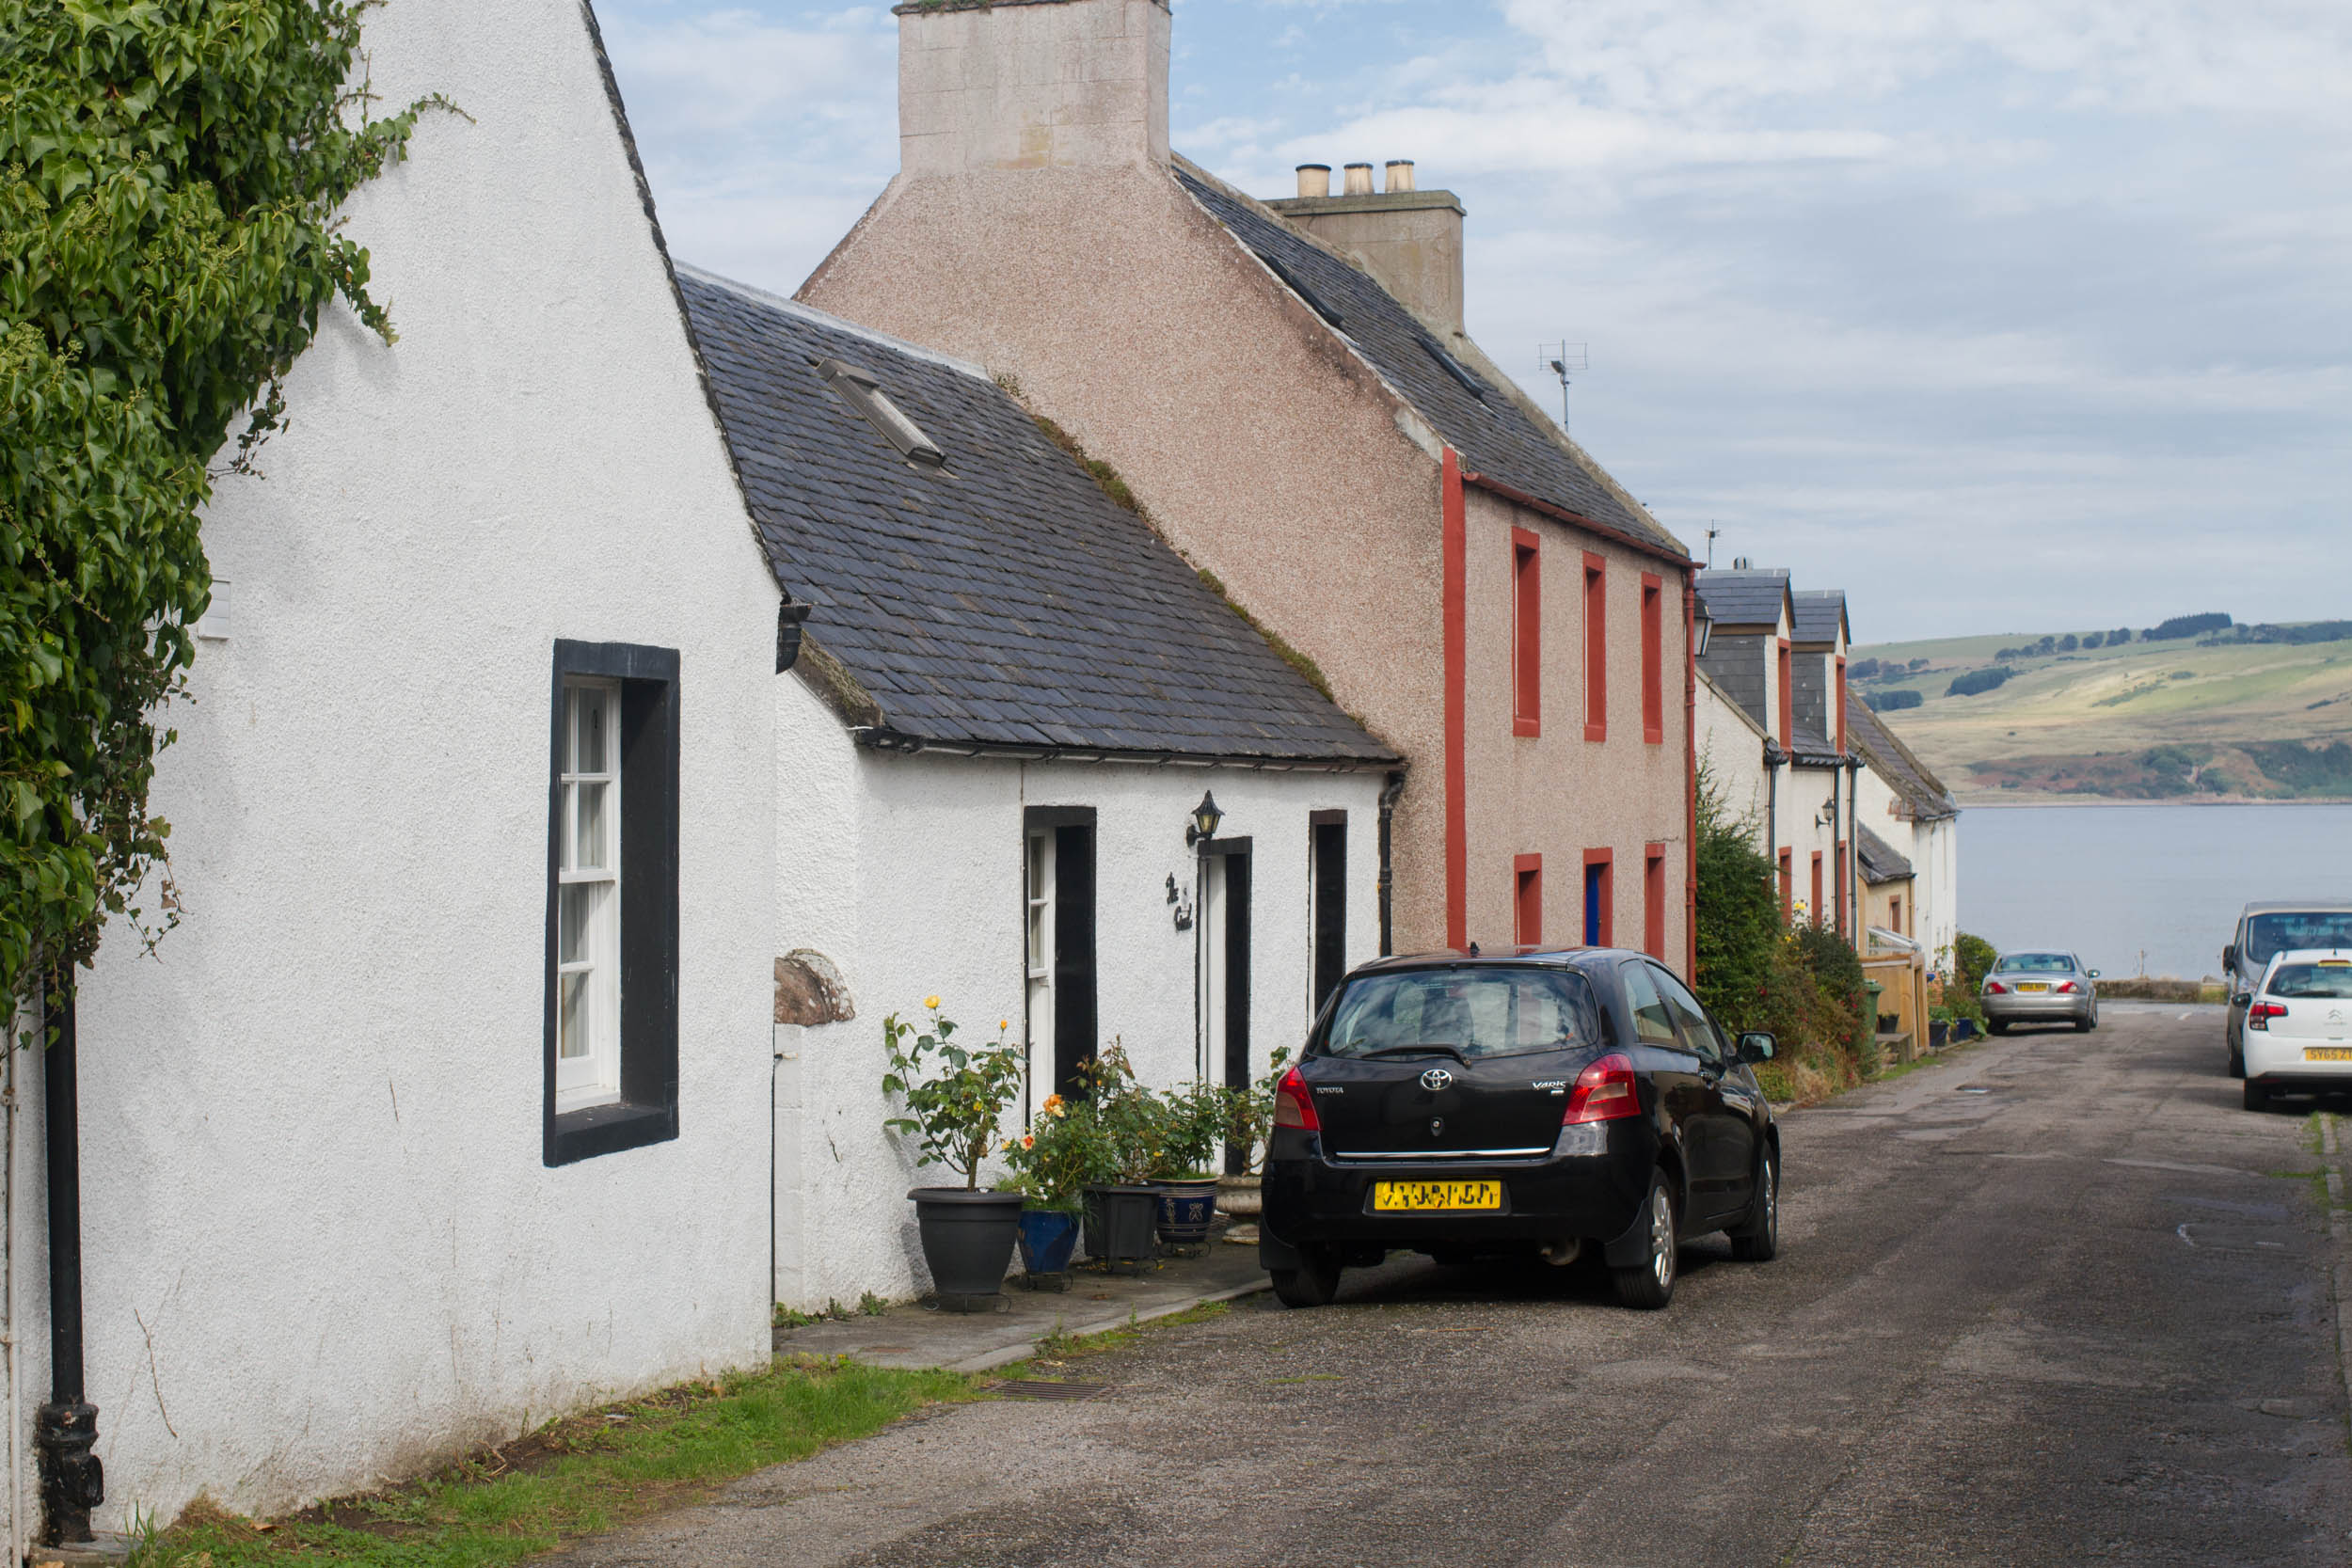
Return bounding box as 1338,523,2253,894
817,357,945,468
1421,336,1487,401
1254,248,1345,330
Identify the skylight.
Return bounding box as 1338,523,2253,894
1420,336,1487,402
817,357,945,468
1254,248,1344,330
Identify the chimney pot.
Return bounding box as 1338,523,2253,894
1295,164,1332,199
1343,163,1375,197
1385,160,1416,193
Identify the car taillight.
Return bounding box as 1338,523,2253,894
2249,1002,2287,1031
1564,1053,1641,1125
1273,1066,1320,1132
1985,981,2009,995
2056,981,2079,994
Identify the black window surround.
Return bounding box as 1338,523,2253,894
546,640,681,1167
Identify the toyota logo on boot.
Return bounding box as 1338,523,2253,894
1420,1067,1454,1092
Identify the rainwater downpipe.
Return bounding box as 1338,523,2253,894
36,972,99,1546
1376,771,1405,958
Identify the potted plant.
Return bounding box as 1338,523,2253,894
1001,1093,1086,1291
1073,1042,1163,1267
1216,1047,1290,1226
882,999,1026,1311
1151,1082,1233,1249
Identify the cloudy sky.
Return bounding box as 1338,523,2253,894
595,0,2351,643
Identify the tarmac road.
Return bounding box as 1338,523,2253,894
558,1006,2352,1567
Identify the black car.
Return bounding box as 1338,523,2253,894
1260,945,1780,1310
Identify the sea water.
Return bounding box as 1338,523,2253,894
1961,802,2352,980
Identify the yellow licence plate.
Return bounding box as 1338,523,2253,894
2303,1047,2352,1062
1374,1180,1502,1212
2017,983,2051,993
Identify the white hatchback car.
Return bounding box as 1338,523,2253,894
2242,948,2352,1111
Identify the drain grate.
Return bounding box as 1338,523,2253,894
992,1379,1113,1402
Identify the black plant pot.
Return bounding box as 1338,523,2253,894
909,1188,1025,1312
1083,1183,1160,1266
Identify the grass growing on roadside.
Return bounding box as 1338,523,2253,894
1022,1300,1232,1373
128,1359,983,1568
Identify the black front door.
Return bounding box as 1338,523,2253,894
1053,824,1097,1100
1222,850,1253,1171
1311,818,1347,1017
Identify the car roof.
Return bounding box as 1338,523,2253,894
1997,949,2079,960
2261,948,2352,968
2240,901,2352,915
1348,945,1635,976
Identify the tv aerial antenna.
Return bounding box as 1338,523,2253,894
1538,341,1587,436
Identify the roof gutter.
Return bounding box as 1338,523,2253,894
1459,470,1696,572
854,727,1403,774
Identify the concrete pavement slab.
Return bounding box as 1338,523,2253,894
773,1231,1268,1373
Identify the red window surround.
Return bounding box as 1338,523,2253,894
1836,656,1849,753
1779,849,1794,925
1583,847,1614,946
1811,851,1825,929
1776,639,1794,749
1583,553,1608,743
1515,853,1543,945
1644,842,1667,959
1640,574,1663,745
1512,529,1541,737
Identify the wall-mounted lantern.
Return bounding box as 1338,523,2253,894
1185,790,1224,847
1692,595,1712,659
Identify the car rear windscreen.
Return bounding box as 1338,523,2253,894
2247,913,2352,965
1320,969,1598,1061
1994,953,2074,974
2266,963,2352,1000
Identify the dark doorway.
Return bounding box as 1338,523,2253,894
1052,823,1097,1100
1311,816,1347,1017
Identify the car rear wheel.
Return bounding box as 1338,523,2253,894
1987,1020,2009,1036
1270,1247,1343,1308
2243,1080,2270,1113
2074,1012,2095,1033
1612,1172,1678,1310
1729,1148,1779,1263
2228,1047,2245,1079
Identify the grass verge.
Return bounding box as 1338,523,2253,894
128,1358,983,1568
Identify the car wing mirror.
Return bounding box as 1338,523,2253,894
1737,1032,1776,1065
2087,969,2101,979
2223,945,2238,971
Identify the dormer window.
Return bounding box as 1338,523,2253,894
818,357,945,468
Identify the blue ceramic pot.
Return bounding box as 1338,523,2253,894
1017,1209,1081,1275
1154,1178,1220,1245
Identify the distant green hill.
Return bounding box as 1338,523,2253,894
1850,619,2352,802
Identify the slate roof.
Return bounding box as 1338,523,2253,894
1695,569,1792,630
1699,634,1772,736
675,265,1396,767
1171,165,1686,562
1847,696,1961,821
1855,823,1915,885
1791,589,1849,647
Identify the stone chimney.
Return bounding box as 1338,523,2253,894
896,0,1172,177
1266,159,1466,335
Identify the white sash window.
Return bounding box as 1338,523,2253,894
556,679,621,1110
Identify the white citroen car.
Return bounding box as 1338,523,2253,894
2242,948,2352,1112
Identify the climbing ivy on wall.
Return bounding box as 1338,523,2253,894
0,0,437,1004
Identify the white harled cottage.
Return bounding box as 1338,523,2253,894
15,0,790,1538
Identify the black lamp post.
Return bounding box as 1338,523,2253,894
1184,791,1223,847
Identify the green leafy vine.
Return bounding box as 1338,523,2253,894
0,0,446,1003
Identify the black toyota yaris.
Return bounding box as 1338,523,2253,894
1260,945,1781,1310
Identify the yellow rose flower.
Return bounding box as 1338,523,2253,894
1042,1094,1066,1117
923,994,942,1010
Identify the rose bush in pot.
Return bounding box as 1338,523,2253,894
882,998,1025,1310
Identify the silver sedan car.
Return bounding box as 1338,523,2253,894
1981,950,2100,1034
